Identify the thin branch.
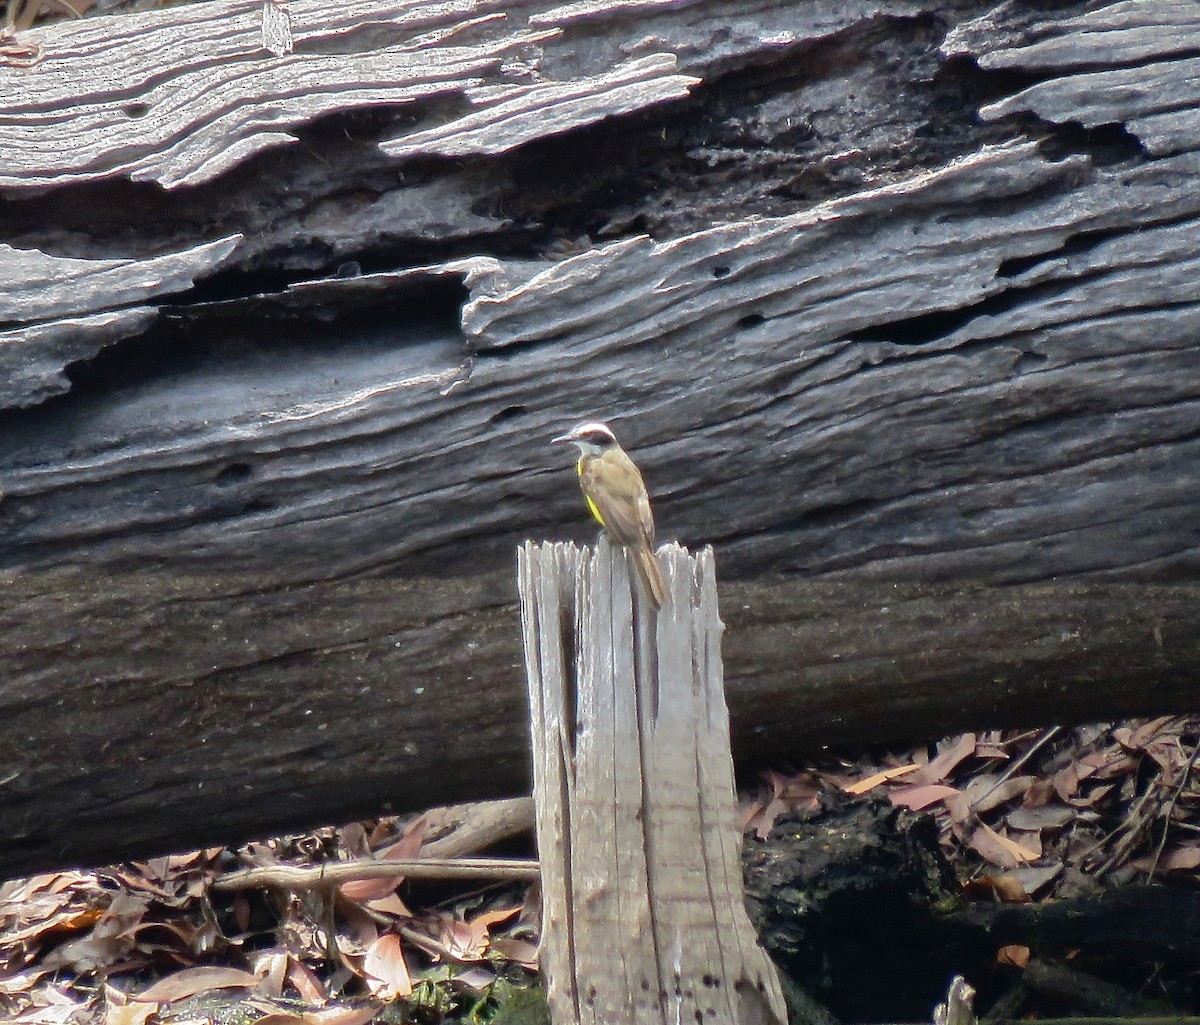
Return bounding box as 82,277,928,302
969,727,1060,810
1147,737,1200,879
213,856,540,891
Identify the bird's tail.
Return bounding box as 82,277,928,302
632,544,671,610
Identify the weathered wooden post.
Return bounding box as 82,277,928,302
517,537,786,1025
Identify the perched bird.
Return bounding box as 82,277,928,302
553,421,670,609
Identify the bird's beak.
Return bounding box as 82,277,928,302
551,433,572,445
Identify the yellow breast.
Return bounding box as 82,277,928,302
577,457,606,527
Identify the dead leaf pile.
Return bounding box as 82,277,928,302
743,716,1200,901
0,817,537,1024
4,715,1196,1022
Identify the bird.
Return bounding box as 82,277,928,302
552,421,670,609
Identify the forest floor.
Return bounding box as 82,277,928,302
3,715,1198,1025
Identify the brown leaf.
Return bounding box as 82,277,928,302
888,784,959,811
340,815,430,902
843,764,919,795
40,892,149,972
362,934,412,1000
1008,863,1063,897
1052,763,1081,802
287,958,328,1006
1006,804,1073,832
1130,846,1200,874
104,991,156,1025
254,950,290,998
968,823,1039,869
965,775,1036,814
0,970,50,995
1007,830,1042,860
963,875,1029,903
131,966,261,1004
305,1005,383,1025
489,936,539,969
1021,779,1055,808
454,967,499,992
1121,717,1177,751
440,905,521,962
1070,782,1114,808
743,795,787,840
364,894,411,918
996,945,1030,968
914,734,977,784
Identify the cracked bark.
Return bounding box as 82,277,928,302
0,0,1197,876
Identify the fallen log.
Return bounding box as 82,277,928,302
1,0,1199,876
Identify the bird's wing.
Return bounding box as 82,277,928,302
580,451,655,549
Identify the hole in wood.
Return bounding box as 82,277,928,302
1014,350,1048,373
123,102,150,118
214,462,253,485
490,404,527,424
737,313,765,330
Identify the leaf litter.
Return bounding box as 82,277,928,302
1,816,537,1024
2,716,1197,1023
742,715,1200,894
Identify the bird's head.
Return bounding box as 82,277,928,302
552,421,618,457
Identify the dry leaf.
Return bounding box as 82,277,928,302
1006,804,1073,832
1160,846,1200,871
340,815,430,902
969,823,1039,869
1130,846,1200,873
132,966,261,1003
362,934,412,1000
889,784,959,811
305,1005,382,1025
453,967,498,991
365,894,411,918
287,958,329,1005
964,875,1029,903
1051,762,1081,802
1021,779,1055,807
40,892,150,972
253,950,290,998
438,905,521,962
1007,829,1042,860
743,795,788,839
1069,782,1114,808
966,775,1036,814
105,1000,156,1025
1007,863,1063,897
489,936,539,969
996,944,1030,968
915,734,977,784
0,969,50,995
843,764,919,795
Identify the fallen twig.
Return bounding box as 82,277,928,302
213,856,540,891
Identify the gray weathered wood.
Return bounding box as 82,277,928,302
519,538,786,1025
946,1,1200,156
0,237,239,406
